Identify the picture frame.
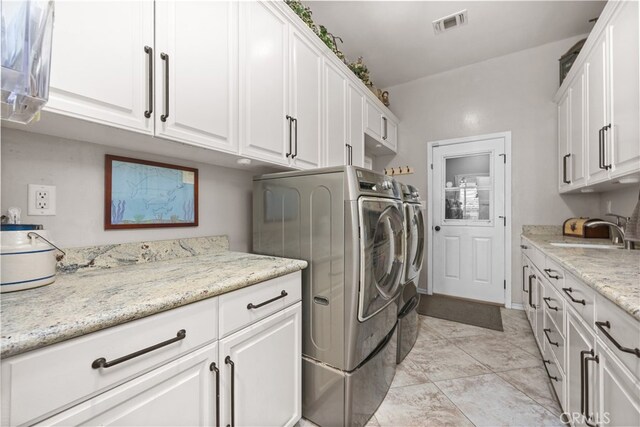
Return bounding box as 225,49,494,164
104,155,199,229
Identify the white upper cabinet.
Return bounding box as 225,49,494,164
365,99,383,140
47,1,153,134
559,69,587,192
586,32,610,184
608,0,640,178
324,60,348,167
385,116,398,151
289,29,323,169
239,1,290,166
558,0,639,191
154,1,238,153
348,84,365,167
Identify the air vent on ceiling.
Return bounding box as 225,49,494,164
433,9,468,35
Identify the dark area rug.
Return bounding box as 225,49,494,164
417,294,504,331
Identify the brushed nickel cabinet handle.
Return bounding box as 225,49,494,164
144,46,153,118
160,52,169,122
92,329,186,369
596,320,640,357
247,290,288,310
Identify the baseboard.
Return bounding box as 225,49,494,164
509,303,525,311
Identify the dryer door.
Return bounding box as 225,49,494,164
358,197,404,321
405,203,425,283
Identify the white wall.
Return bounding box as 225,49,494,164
377,35,603,306
1,128,254,251
599,186,640,219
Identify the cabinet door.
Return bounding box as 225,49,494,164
558,92,571,191
46,1,153,134
384,117,398,152
348,84,365,167
220,304,301,427
365,100,382,140
569,70,587,187
155,1,238,153
597,342,640,427
289,29,322,169
567,311,597,427
239,1,289,165
586,33,610,184
38,343,219,426
324,61,348,167
608,0,640,178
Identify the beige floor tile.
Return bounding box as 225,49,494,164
391,357,431,388
408,338,491,381
416,317,449,344
435,373,563,426
375,382,474,427
365,415,380,426
497,367,562,416
296,417,318,427
450,334,542,372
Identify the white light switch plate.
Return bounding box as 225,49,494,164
28,184,56,216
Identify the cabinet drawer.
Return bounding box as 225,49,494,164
542,257,565,289
219,271,301,338
543,282,565,338
1,297,218,426
595,294,640,380
542,345,565,410
561,273,596,327
544,310,565,373
520,238,534,260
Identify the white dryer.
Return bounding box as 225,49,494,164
397,183,425,363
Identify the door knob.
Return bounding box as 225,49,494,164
434,226,441,231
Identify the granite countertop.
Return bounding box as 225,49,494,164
521,232,640,321
0,236,307,358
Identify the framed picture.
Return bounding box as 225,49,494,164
105,155,198,229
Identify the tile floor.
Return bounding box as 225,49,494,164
300,308,564,427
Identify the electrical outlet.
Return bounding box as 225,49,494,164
28,184,56,216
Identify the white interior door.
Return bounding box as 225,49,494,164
432,138,506,304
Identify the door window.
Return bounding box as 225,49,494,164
443,153,492,222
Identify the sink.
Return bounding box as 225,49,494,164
550,242,623,250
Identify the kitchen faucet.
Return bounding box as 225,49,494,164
586,218,635,250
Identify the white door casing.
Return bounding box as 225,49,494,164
428,133,511,305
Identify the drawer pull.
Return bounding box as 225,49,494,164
247,290,287,310
543,297,559,311
595,321,640,358
210,363,220,427
543,328,559,347
522,265,528,293
528,274,536,308
225,356,235,427
583,350,599,427
542,359,559,382
92,329,186,369
543,268,560,280
520,244,528,249
562,287,586,305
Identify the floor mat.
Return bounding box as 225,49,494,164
416,294,504,331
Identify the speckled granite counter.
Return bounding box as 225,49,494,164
1,236,307,358
521,232,640,321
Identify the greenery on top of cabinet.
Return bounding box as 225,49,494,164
285,0,372,88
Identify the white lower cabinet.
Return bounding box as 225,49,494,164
597,341,640,427
38,342,219,426
1,272,302,427
220,303,301,427
521,237,640,427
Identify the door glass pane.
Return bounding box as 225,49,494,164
444,154,491,221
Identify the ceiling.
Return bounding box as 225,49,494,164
304,1,606,88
